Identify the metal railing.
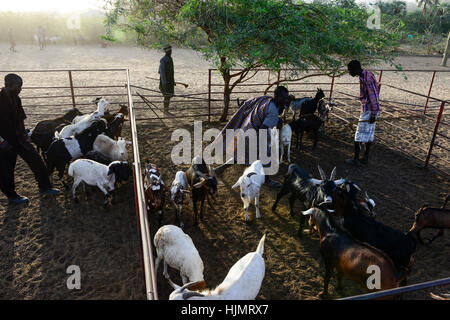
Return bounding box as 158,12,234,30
340,276,450,300
0,68,159,300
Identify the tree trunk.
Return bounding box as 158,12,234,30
220,72,231,122
442,31,450,67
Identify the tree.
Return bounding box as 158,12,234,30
105,0,401,121
417,0,440,14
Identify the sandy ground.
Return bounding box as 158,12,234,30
0,43,449,300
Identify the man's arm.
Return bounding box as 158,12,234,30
261,102,279,129
365,76,380,116
159,60,167,85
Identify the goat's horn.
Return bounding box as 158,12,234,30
179,281,204,292
365,191,369,200
317,165,326,181
193,178,206,189
330,167,337,180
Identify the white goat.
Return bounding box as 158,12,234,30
231,160,265,221
168,234,266,300
68,159,132,206
72,98,109,124
170,171,190,228
154,225,206,290
55,112,103,139
93,134,131,161
280,123,292,163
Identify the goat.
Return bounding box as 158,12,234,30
82,150,113,165
102,104,129,123
104,113,125,140
185,156,219,226
170,171,190,229
55,111,102,139
68,159,132,207
302,207,403,298
72,98,109,124
31,108,82,153
168,234,266,300
143,161,167,227
407,194,450,245
289,88,325,120
231,160,265,221
334,180,376,219
154,225,206,290
45,119,108,188
272,164,345,237
331,186,416,281
92,134,130,162
279,123,292,163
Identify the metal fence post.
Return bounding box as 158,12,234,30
329,74,335,100
208,69,212,123
424,71,436,115
377,70,383,94
424,101,445,168
68,70,76,109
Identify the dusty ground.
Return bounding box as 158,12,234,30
0,43,448,300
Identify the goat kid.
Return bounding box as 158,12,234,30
168,234,266,300
170,171,190,229
143,161,167,227
232,160,265,221
154,225,206,290
68,159,132,207
72,98,109,124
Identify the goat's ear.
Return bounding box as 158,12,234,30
302,208,315,216
317,165,326,181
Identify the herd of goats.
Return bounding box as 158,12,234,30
26,93,449,300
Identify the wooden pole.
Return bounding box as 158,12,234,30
441,31,450,67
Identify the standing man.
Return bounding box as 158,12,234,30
37,26,45,50
213,86,291,188
8,28,16,52
159,45,175,114
0,74,60,205
346,60,380,166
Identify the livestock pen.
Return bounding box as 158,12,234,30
0,66,448,300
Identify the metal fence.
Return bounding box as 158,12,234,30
0,68,159,300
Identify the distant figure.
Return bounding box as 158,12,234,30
159,45,175,114
37,26,45,50
346,60,380,167
8,28,16,52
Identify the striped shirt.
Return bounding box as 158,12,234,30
360,69,380,116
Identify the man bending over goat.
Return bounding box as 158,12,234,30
213,86,292,188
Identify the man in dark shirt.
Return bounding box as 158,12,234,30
159,45,175,114
0,74,59,204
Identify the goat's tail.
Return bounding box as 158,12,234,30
256,234,266,256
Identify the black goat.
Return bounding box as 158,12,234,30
332,187,416,282
272,164,345,237
289,100,333,150
289,88,325,120
45,119,108,188
31,108,82,154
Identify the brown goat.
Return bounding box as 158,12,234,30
407,194,450,246
303,207,402,299
102,104,129,138
143,161,167,227
185,156,218,226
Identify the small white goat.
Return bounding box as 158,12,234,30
170,171,190,228
168,234,266,300
93,134,131,161
55,112,103,139
232,160,265,221
68,159,132,207
280,123,292,163
154,225,206,291
72,98,109,124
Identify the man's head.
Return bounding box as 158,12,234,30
348,60,363,77
273,86,290,115
4,73,23,97
164,45,172,56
